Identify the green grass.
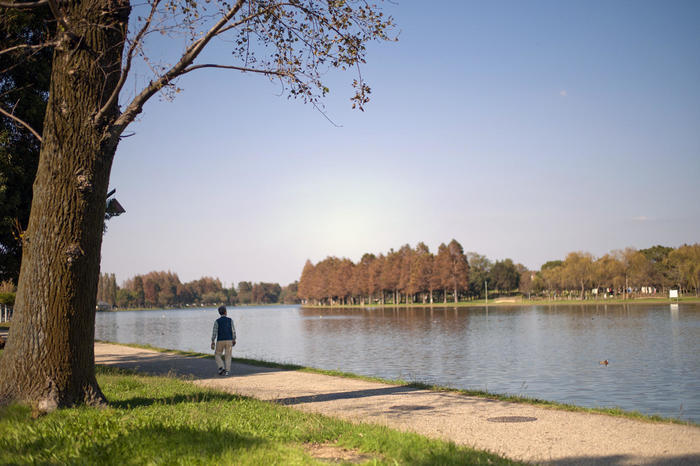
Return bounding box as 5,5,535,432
0,366,519,465
0,322,10,329
101,341,696,427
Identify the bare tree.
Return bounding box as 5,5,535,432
0,0,394,411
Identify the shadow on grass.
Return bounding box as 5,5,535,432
108,391,244,409
8,424,266,464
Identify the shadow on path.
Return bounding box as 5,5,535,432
97,350,282,379
276,385,418,405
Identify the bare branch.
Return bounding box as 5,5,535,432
216,3,293,36
0,41,59,57
112,0,247,133
0,85,32,100
0,0,48,8
311,101,342,128
0,104,43,142
93,0,161,126
181,63,288,78
46,0,70,33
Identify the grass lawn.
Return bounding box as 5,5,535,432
0,365,520,465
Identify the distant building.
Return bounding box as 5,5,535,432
96,301,112,311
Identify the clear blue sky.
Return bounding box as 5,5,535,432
101,0,700,287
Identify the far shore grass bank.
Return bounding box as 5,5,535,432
303,296,700,309
100,341,697,427
0,364,518,465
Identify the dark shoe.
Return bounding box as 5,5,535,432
218,367,224,376
224,370,229,376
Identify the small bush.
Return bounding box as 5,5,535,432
0,292,15,306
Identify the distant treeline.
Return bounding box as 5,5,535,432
98,242,700,309
299,240,480,305
297,242,700,305
97,271,299,309
533,244,699,299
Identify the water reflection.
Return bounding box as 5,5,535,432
95,303,700,423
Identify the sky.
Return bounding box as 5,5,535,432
100,0,700,287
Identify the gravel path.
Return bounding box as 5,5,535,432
95,342,700,465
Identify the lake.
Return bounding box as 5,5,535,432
95,302,700,423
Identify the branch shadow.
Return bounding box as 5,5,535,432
276,385,419,405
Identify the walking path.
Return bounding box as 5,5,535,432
95,342,700,465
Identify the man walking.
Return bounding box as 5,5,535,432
211,305,236,376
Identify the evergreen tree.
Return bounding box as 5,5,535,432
0,9,52,284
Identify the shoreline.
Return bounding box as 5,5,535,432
101,296,700,312
99,340,697,427
98,303,295,312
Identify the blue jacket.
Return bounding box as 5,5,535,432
212,316,235,342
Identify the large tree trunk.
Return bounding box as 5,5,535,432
0,1,129,411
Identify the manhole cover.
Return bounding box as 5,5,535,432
487,416,537,423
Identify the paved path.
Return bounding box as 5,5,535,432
95,342,700,465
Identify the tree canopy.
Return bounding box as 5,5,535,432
0,0,395,410
0,9,52,283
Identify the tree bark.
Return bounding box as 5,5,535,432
0,0,129,411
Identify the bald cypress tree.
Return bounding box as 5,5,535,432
447,239,469,303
